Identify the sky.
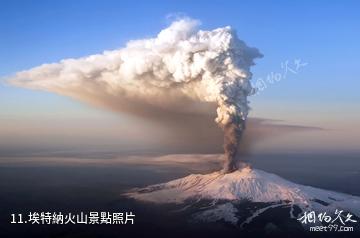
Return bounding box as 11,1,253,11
0,0,359,155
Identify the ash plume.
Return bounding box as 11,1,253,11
222,116,246,173
8,18,262,172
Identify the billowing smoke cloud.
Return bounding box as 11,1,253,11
9,18,262,173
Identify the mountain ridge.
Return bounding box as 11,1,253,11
125,167,360,226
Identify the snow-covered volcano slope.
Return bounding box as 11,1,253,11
126,167,360,217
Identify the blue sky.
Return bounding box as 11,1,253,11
0,0,359,153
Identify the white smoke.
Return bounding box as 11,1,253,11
9,18,262,172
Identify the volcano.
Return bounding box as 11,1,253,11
125,167,360,228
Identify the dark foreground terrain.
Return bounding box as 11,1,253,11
1,153,359,238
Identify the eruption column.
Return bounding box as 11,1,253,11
9,18,262,172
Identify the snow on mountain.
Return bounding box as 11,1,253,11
125,167,360,225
